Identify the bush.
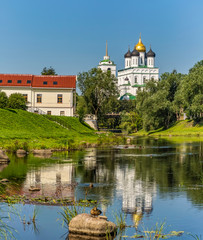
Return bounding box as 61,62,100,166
0,92,8,109
7,93,27,110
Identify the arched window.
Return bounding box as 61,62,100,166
134,77,137,83
107,68,111,71
143,77,146,83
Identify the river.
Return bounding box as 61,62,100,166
0,137,202,239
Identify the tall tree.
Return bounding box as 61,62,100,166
176,61,203,121
41,66,57,75
77,68,119,119
137,71,183,131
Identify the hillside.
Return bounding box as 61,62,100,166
135,120,203,137
0,109,97,149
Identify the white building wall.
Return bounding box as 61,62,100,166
98,65,116,77
118,67,159,98
0,87,75,116
147,57,155,68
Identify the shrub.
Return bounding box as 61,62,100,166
0,92,8,109
7,93,27,110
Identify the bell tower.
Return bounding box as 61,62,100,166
98,41,117,77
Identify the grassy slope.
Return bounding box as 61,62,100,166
0,109,97,148
134,120,203,137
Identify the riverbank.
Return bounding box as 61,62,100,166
0,109,122,151
133,119,203,137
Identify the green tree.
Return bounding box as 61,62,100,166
76,95,87,122
176,62,203,121
7,93,27,110
137,71,183,131
0,92,8,109
41,66,57,75
77,68,119,119
119,111,142,134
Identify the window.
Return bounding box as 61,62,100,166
0,80,2,83
8,80,12,83
43,81,47,85
143,77,146,83
37,94,42,103
53,81,58,85
57,94,63,103
134,77,137,83
107,68,111,71
17,80,22,84
60,111,65,116
47,111,51,115
23,94,28,102
27,80,31,84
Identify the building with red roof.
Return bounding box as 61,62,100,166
0,74,76,116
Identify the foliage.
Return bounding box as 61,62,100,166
119,111,142,134
114,211,126,230
0,92,8,109
7,93,27,110
77,68,119,119
189,234,202,240
136,71,184,131
175,61,203,121
60,204,85,228
41,66,57,75
76,95,88,122
117,99,136,113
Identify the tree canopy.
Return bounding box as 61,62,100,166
136,71,184,131
77,68,119,119
176,61,203,120
41,66,57,75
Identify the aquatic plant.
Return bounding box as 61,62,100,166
114,211,126,230
60,203,85,228
125,222,184,239
31,207,38,224
189,234,202,240
0,217,15,240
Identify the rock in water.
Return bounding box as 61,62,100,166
69,213,117,237
67,233,108,240
0,150,10,163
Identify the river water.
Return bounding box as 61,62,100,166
0,137,203,239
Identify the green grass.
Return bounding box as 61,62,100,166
0,109,98,150
134,120,203,137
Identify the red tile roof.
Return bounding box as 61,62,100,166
0,74,76,88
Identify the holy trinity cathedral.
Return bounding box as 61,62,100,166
98,35,159,100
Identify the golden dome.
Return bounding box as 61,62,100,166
135,34,146,52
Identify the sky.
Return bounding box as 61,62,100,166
0,0,203,76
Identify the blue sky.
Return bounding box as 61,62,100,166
0,0,203,76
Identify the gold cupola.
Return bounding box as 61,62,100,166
135,34,146,52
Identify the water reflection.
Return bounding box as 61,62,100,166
23,164,75,199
